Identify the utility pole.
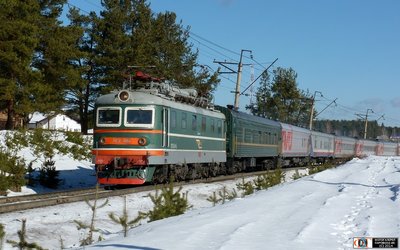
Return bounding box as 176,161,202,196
309,91,323,130
356,108,374,139
364,109,373,139
249,64,255,105
377,114,386,139
234,49,252,110
214,49,252,110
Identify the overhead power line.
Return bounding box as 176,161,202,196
189,36,234,61
189,31,240,57
66,2,91,14
240,58,278,95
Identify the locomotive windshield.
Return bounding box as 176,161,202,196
97,107,121,126
125,107,154,128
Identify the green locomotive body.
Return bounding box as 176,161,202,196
93,73,226,185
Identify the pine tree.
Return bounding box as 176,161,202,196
246,67,312,127
95,0,219,95
0,175,8,196
142,182,191,222
236,178,255,196
65,8,101,134
246,71,272,117
32,0,85,119
0,131,28,192
0,0,83,129
108,196,143,237
7,219,45,250
0,223,5,250
291,169,304,180
252,168,285,190
39,158,60,189
206,191,221,206
0,0,41,129
74,184,108,246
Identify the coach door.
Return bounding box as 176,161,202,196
162,107,169,147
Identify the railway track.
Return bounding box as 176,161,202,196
0,166,307,214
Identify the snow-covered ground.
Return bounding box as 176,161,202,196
0,130,95,196
1,156,399,250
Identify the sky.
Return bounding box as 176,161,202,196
65,0,400,126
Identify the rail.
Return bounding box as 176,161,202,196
0,166,307,214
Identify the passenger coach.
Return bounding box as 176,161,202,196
217,106,281,171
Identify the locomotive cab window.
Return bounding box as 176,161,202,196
97,107,122,127
125,107,154,128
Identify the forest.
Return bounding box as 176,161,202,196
0,0,219,134
313,120,399,141
1,0,398,140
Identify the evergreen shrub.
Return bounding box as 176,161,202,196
142,182,191,222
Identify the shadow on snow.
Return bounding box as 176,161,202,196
309,179,399,201
92,244,161,250
26,165,96,194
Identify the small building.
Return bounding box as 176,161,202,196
28,112,81,132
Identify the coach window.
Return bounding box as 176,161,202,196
181,113,187,129
192,115,197,131
244,129,251,143
171,110,177,129
253,131,258,144
97,107,122,127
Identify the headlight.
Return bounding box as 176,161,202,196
138,138,147,146
99,137,105,144
118,90,130,102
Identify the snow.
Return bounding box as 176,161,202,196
28,112,81,132
85,156,400,250
0,130,95,196
28,112,47,123
0,155,399,250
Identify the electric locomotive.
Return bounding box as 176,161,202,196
92,72,226,185
92,72,400,186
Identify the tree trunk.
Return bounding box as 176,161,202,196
5,99,15,130
83,82,91,135
81,114,88,135
78,95,86,135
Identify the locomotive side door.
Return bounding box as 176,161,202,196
162,107,169,147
